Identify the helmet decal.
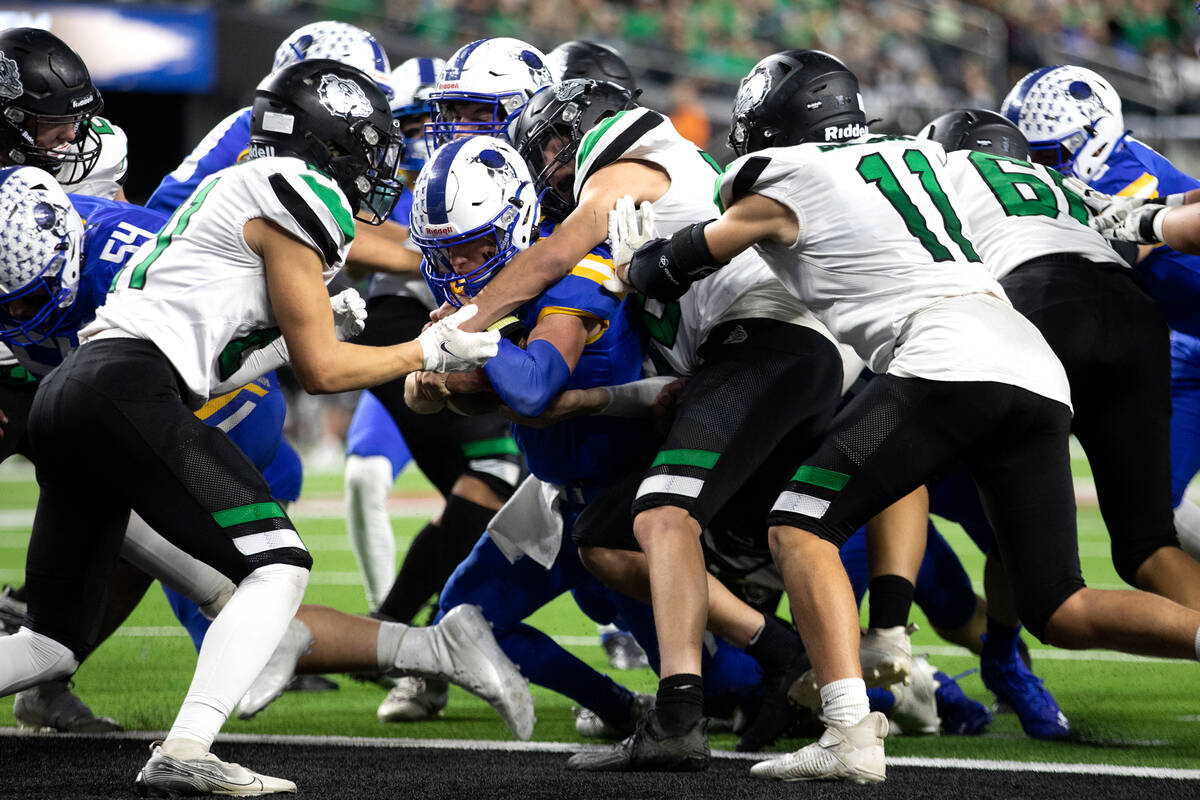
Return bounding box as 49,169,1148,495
318,74,373,119
735,65,771,118
0,52,22,100
1068,80,1093,101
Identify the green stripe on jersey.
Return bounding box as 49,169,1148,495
576,110,631,169
791,465,850,491
213,501,286,528
300,173,356,242
122,177,220,291
651,448,720,470
462,437,520,458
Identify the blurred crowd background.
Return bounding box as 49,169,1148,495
3,0,1199,457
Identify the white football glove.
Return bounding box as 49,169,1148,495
1093,202,1171,244
209,336,289,396
417,304,500,373
605,194,655,294
330,287,368,341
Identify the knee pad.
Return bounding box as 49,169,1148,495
0,629,79,695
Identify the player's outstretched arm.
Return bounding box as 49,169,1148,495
449,160,671,331
624,192,798,302
344,219,423,280
252,218,497,393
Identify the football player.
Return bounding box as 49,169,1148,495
618,49,1200,784
917,108,1183,739
0,60,506,796
1000,67,1200,569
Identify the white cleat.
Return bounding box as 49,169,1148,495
788,624,916,709
750,711,888,784
377,676,449,722
235,618,313,720
888,655,939,736
134,743,296,797
427,604,535,740
574,692,655,739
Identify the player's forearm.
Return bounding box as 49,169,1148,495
292,341,424,395
346,222,421,275
1161,204,1200,254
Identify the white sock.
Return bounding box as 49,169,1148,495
166,563,308,751
1173,500,1200,560
120,513,236,614
344,455,398,612
0,628,78,695
820,677,870,728
376,621,448,678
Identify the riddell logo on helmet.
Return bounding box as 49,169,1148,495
424,224,454,235
439,82,460,90
824,123,869,140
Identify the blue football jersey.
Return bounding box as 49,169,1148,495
148,106,413,225
1091,136,1200,336
506,228,654,486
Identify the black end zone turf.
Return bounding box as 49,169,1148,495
0,736,1197,800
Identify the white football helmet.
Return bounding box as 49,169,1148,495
425,38,553,146
410,136,539,306
273,21,393,98
1000,65,1125,181
0,165,85,345
390,57,446,173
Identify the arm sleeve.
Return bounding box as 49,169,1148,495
483,338,572,417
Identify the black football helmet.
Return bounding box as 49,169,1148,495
729,49,867,156
546,40,636,92
0,28,104,178
250,59,405,225
918,108,1030,160
510,78,636,219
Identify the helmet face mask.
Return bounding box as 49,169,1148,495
389,57,445,175
410,137,539,307
0,165,85,345
251,60,406,226
0,28,104,179
424,38,553,148
511,79,636,220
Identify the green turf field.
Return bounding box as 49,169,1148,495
2,455,1199,770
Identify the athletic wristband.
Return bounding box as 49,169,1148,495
627,220,728,302
1145,205,1170,243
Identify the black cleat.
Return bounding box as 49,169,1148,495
736,654,811,752
566,710,709,772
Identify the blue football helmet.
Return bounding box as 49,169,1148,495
410,136,539,306
390,56,445,175
1001,65,1125,181
0,165,85,345
424,38,552,149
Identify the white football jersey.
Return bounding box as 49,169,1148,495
58,117,129,199
82,156,354,400
574,107,832,376
943,150,1123,280
719,135,1070,408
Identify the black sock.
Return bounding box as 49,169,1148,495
375,496,496,623
655,673,704,734
744,615,804,675
868,574,914,630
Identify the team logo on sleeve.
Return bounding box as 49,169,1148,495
317,74,373,119
734,65,771,117
0,52,23,100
